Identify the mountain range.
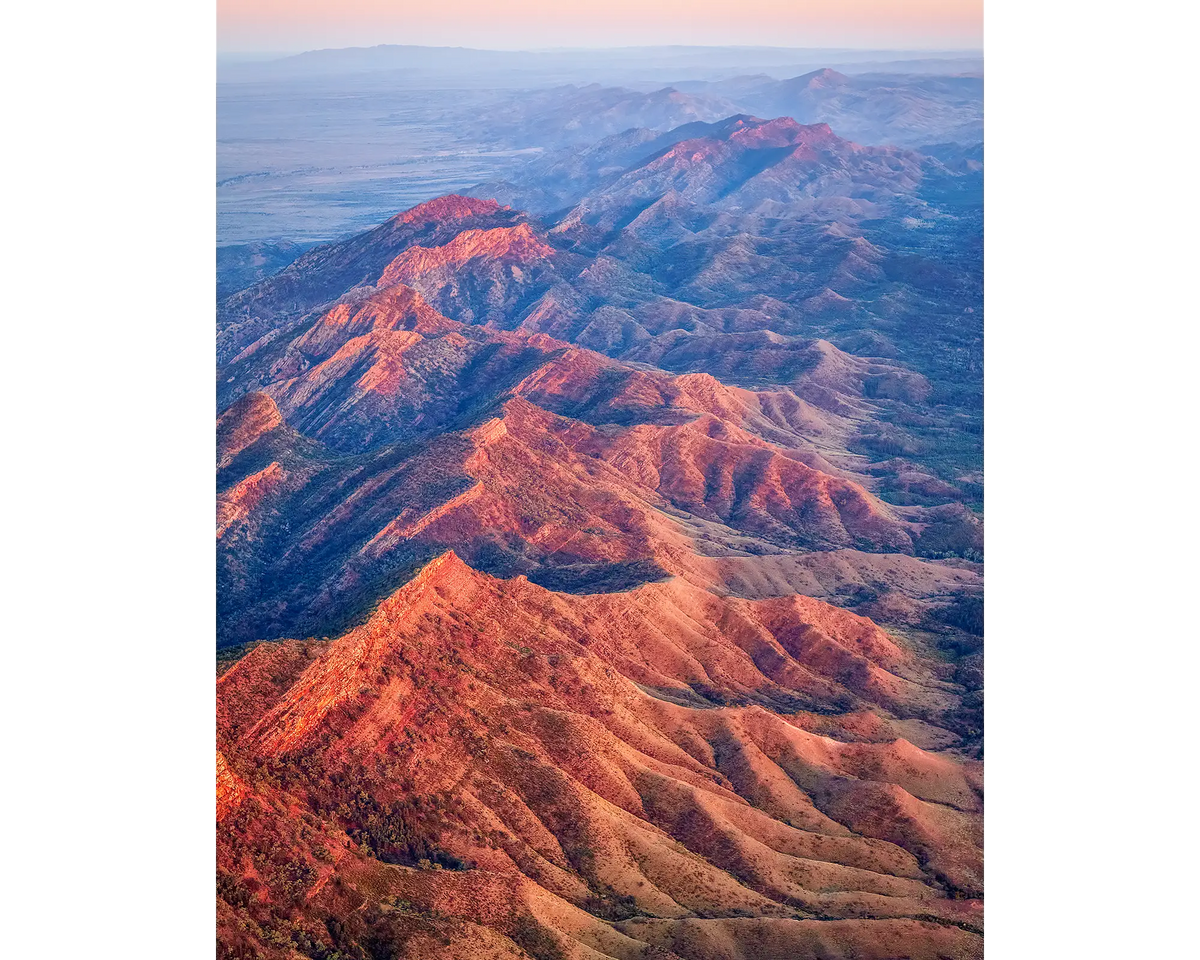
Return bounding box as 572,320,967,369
472,71,982,154
216,105,983,960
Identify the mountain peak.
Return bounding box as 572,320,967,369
366,550,492,628
725,115,837,148
796,67,850,88
413,548,472,584
390,194,504,227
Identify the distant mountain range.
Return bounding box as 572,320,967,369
470,71,982,152
218,61,982,244
219,44,983,84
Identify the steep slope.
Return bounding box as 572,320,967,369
217,195,529,363
220,284,553,453
218,554,981,960
468,115,981,458
216,188,981,640
557,116,925,233
220,163,979,515
216,140,983,960
214,282,980,649
214,388,921,646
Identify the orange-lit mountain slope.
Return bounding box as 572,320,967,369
218,553,981,960
216,173,982,960
216,283,980,649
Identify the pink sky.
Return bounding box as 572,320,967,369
218,0,983,54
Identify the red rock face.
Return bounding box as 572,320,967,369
292,285,459,357
217,392,282,468
216,461,285,539
216,750,248,821
379,223,554,287
218,553,981,959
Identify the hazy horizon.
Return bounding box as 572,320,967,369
219,41,984,63
218,0,982,55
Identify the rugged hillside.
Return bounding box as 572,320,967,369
555,116,924,232
481,117,982,494
466,71,981,161
217,111,982,959
217,196,534,364
220,115,981,430
219,553,982,960
217,282,979,649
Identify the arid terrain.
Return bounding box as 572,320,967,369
217,49,982,960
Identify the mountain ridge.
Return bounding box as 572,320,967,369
216,99,982,959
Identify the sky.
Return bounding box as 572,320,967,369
217,0,983,55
